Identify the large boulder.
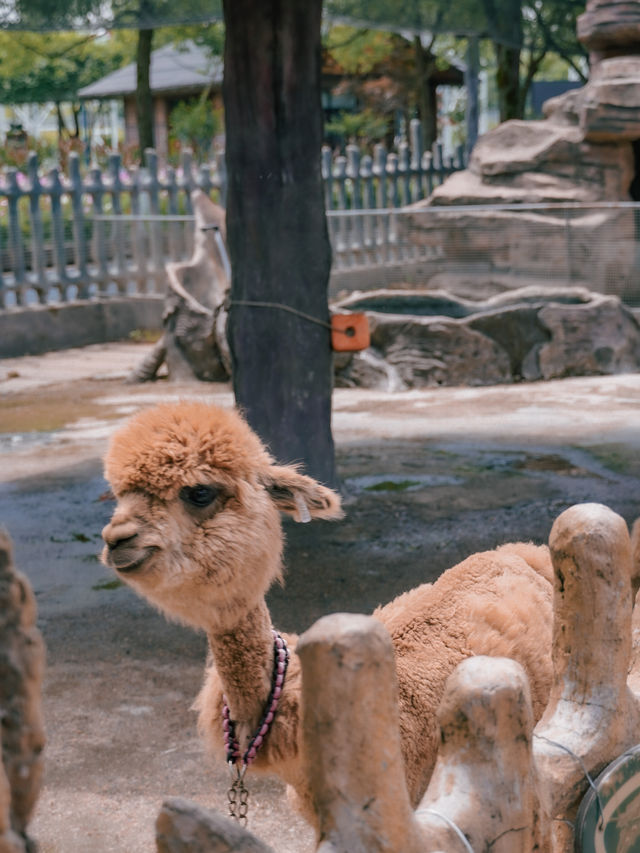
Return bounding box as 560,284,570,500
333,286,640,389
427,119,634,206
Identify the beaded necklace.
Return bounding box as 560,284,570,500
223,630,290,824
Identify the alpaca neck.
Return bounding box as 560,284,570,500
207,599,275,735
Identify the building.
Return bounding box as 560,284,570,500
78,40,223,161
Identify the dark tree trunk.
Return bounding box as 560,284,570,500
496,43,522,121
136,23,154,152
483,0,523,121
222,0,337,486
413,37,437,150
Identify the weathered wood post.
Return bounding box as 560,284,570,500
297,613,424,853
223,0,337,487
534,502,640,851
416,655,548,852
156,797,274,853
0,530,45,852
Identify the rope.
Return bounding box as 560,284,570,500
421,809,475,853
228,299,336,331
533,734,605,831
200,224,351,336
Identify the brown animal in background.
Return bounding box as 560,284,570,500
101,401,553,821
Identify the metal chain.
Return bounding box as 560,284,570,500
227,765,250,827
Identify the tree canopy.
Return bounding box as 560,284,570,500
0,30,134,106
0,0,223,31
323,0,587,123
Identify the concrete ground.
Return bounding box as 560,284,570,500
2,342,640,851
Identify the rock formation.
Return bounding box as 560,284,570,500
333,286,640,389
405,0,640,303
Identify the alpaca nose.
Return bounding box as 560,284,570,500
102,519,139,551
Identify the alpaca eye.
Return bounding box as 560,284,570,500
179,485,218,508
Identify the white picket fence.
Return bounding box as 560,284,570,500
0,120,464,310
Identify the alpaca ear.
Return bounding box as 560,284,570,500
261,465,343,522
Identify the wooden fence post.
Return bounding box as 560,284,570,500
416,655,548,852
534,502,640,851
298,613,424,853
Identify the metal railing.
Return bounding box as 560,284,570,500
0,122,466,310
0,149,219,308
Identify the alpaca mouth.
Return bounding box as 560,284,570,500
109,547,157,574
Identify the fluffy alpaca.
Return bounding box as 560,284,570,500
101,401,553,819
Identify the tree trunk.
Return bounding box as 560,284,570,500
222,0,337,486
136,21,154,152
489,0,523,122
413,37,437,150
495,42,522,121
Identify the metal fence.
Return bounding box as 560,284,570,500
0,120,465,309
322,120,465,211
0,149,219,308
6,134,638,311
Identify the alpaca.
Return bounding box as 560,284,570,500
101,401,553,820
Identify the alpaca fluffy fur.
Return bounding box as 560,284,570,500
102,401,553,821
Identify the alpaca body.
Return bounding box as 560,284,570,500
195,542,553,814
101,401,553,822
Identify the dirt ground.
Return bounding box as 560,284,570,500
2,342,640,852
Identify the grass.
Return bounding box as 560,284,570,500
365,479,421,492
92,578,123,591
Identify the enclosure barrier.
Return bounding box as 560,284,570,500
155,502,640,853
4,135,640,314
0,122,464,311
328,201,640,305
0,149,219,309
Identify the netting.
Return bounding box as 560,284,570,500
328,204,640,307
324,0,522,47
1,0,524,44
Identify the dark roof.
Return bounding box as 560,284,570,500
79,41,222,99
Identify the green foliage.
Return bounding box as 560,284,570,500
169,95,221,162
0,30,134,105
164,21,224,56
325,26,397,75
325,0,489,42
0,0,223,31
0,133,57,169
325,109,388,147
323,0,586,123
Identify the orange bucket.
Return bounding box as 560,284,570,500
331,313,370,352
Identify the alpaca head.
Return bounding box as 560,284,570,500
101,401,342,631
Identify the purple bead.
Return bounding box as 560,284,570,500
277,661,285,674
273,686,282,699
253,734,263,748
265,711,274,724
259,723,269,736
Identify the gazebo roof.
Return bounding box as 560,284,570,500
79,41,222,99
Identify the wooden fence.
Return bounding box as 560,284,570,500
156,502,640,853
0,120,465,310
